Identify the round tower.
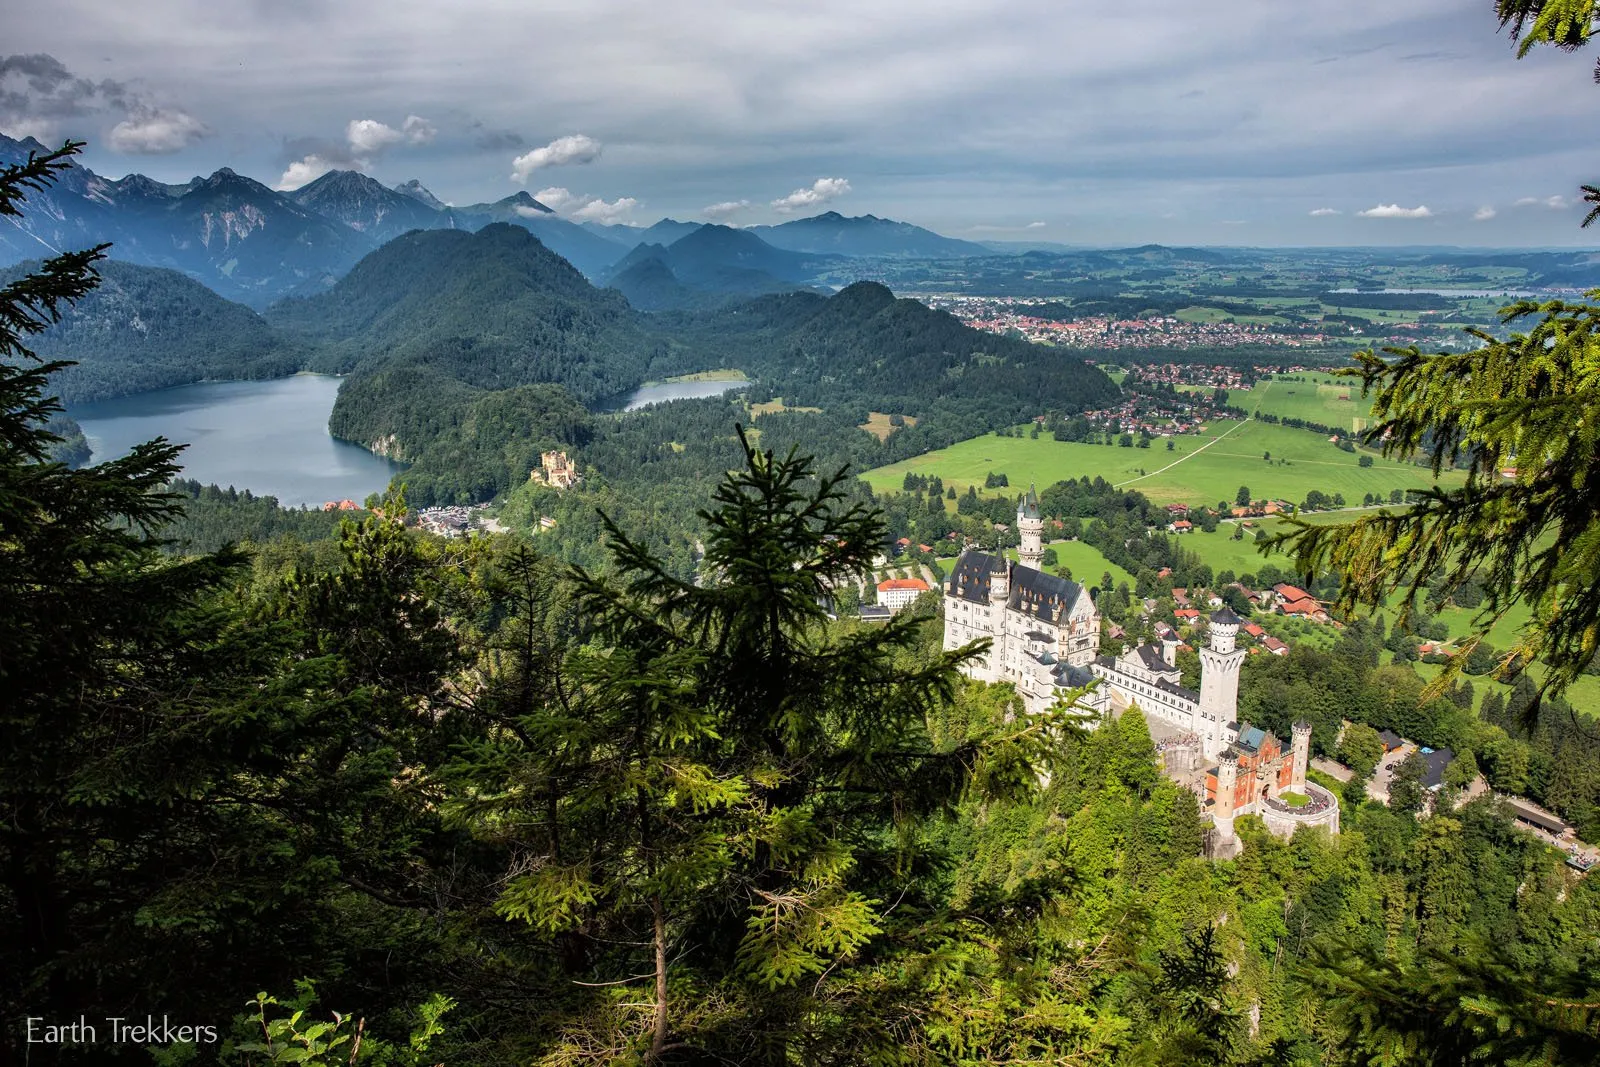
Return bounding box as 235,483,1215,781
1017,484,1044,571
1290,720,1312,792
1198,606,1247,756
1213,750,1239,841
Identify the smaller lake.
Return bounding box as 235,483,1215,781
608,378,747,412
68,374,404,509
1327,287,1540,298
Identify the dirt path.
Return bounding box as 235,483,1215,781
1113,418,1254,489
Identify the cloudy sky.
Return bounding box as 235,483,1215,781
5,0,1599,246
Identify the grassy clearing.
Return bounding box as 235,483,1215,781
861,421,1459,509
859,411,918,441
752,397,824,417
1246,372,1372,431
996,540,1135,588
657,369,750,384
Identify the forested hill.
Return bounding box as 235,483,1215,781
7,260,307,403
267,223,672,402
666,281,1121,416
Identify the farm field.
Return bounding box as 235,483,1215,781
1245,372,1374,432
861,420,1462,509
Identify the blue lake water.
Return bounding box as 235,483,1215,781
611,378,747,412
67,374,403,509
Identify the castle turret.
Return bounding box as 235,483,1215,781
1213,750,1240,840
1161,633,1180,668
1290,720,1312,792
1017,485,1044,571
1198,606,1246,756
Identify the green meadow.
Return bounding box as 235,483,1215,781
1245,372,1375,432
862,419,1461,509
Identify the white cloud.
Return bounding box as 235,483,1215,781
105,105,209,154
400,114,435,144
1309,207,1340,216
532,186,637,223
345,115,434,155
1514,197,1539,207
514,203,551,218
1546,194,1570,209
1357,203,1432,218
570,196,638,224
533,186,580,212
1473,205,1496,221
275,154,338,190
967,221,1050,233
703,199,751,220
510,134,603,183
771,176,851,213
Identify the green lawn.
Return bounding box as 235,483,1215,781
996,539,1135,588
861,420,1460,510
1246,372,1372,432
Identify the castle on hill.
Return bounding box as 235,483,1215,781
942,488,1338,846
530,450,580,489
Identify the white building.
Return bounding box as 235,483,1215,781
943,488,1245,760
876,577,931,612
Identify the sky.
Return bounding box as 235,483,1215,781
5,0,1600,247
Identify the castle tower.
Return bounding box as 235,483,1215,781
1198,606,1246,753
1161,633,1180,668
1290,720,1312,792
1017,485,1044,571
1214,750,1239,840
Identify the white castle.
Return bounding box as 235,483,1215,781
941,488,1339,848
942,487,1243,760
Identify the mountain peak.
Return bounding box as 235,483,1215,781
504,191,553,212
394,178,445,211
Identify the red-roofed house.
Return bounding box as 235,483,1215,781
1262,636,1289,655
1169,519,1194,533
1174,608,1201,621
1242,622,1266,638
1272,582,1329,622
877,577,931,612
1172,588,1191,608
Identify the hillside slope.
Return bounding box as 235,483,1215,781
8,260,307,402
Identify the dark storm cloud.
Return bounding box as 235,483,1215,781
7,0,1599,243
0,51,207,153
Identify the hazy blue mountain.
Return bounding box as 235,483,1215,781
288,169,450,243
456,190,554,220
637,218,705,246
600,225,823,309
0,133,371,308
749,211,990,258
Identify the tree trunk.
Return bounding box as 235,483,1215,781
649,892,668,1063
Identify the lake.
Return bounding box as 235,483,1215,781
608,378,747,412
67,374,404,509
1326,287,1540,297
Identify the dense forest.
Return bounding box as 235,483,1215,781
5,148,1599,1066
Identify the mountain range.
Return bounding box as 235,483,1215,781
0,132,994,309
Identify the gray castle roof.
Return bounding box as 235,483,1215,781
1210,604,1244,626
947,549,1084,625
